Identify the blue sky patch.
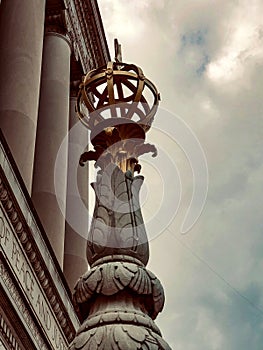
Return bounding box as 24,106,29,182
196,54,210,75
181,29,208,47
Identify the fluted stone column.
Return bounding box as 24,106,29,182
32,23,71,267
0,0,45,192
64,84,89,290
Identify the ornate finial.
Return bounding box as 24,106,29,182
76,54,159,175
70,45,171,349
76,61,159,132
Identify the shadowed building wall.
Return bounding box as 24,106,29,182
0,0,110,274
0,1,110,349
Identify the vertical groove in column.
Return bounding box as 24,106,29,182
64,95,89,291
0,0,45,192
32,33,71,267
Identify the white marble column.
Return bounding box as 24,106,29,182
0,0,45,192
32,27,71,267
64,87,89,290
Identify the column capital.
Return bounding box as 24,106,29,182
45,9,72,49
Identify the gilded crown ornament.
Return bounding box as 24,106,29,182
70,39,171,350
76,39,160,132
77,39,160,176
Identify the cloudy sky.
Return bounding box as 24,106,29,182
97,0,263,348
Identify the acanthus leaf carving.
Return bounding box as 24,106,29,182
74,262,164,320
69,324,172,350
86,164,149,266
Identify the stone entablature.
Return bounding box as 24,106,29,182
0,132,80,347
65,0,110,71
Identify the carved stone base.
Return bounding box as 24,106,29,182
71,259,172,349
74,261,165,320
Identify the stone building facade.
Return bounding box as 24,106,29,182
0,0,110,349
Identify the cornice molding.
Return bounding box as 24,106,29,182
0,171,76,344
0,314,23,350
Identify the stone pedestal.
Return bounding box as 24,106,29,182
32,31,71,266
70,165,171,349
64,95,89,290
0,0,45,192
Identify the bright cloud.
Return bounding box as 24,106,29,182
207,0,263,82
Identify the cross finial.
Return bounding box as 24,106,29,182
114,38,122,63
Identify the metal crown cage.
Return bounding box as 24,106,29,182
76,55,160,132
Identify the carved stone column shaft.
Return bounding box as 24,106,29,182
64,91,89,290
32,29,71,267
0,0,45,192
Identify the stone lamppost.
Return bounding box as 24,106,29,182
69,41,172,349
